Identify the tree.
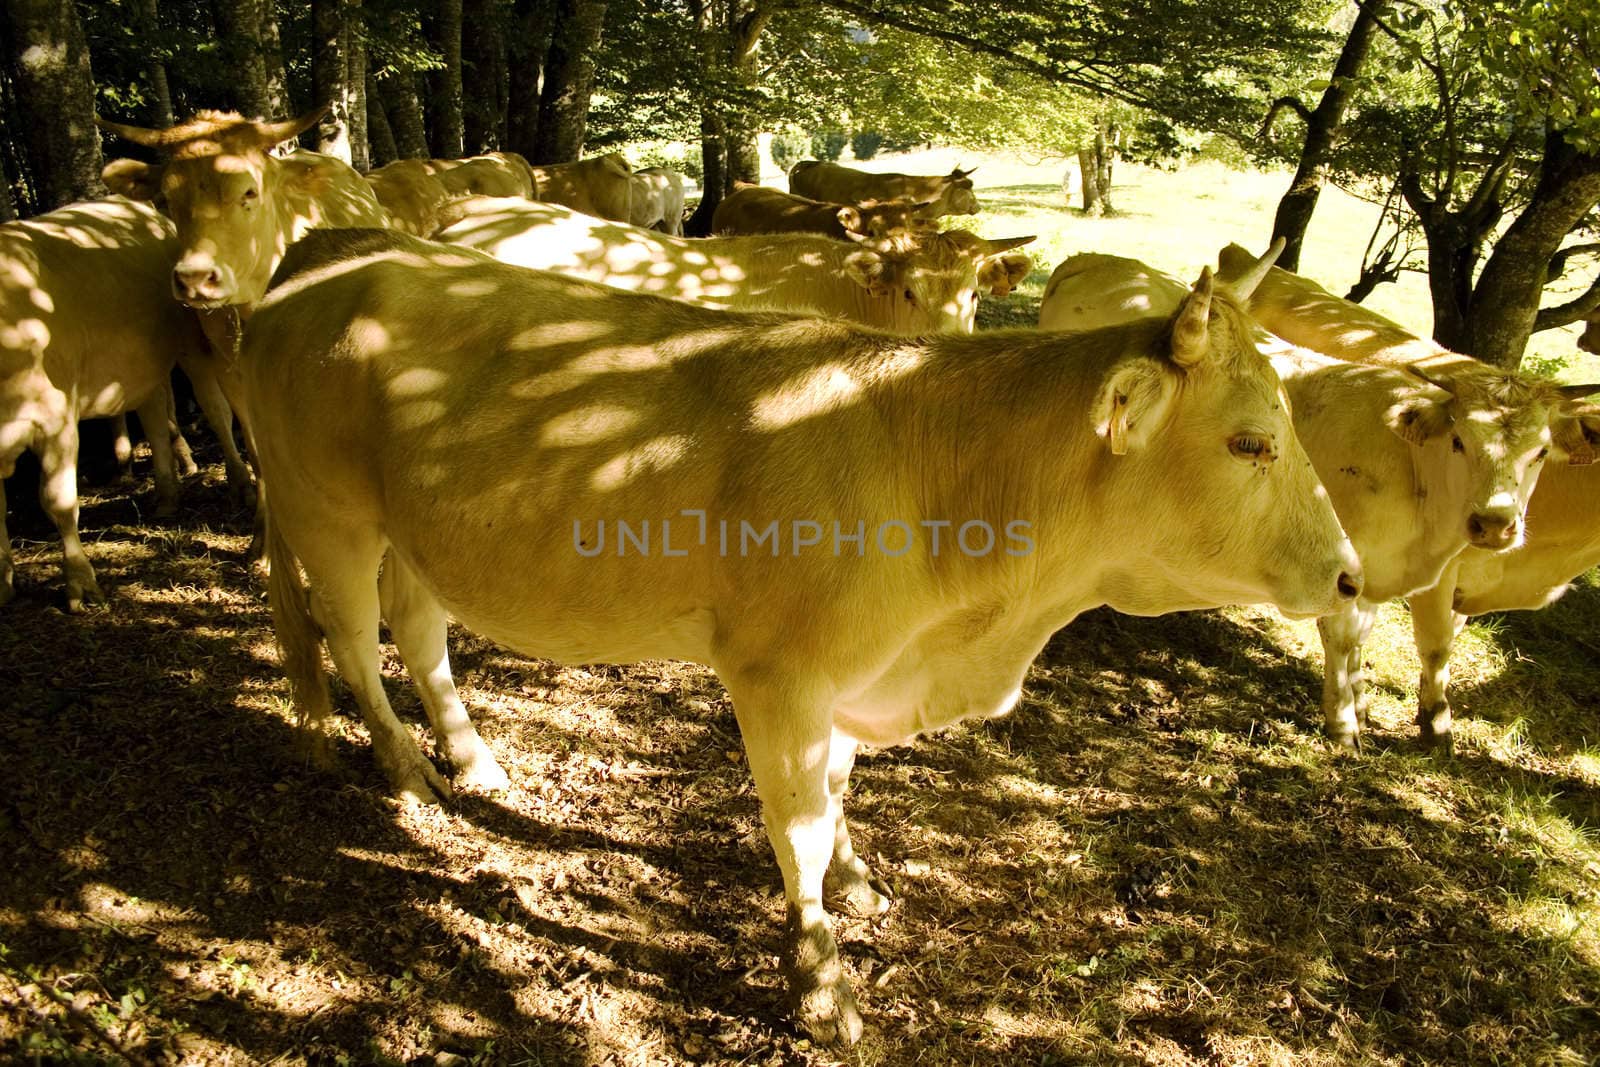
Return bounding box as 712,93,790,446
313,0,354,161
1,0,105,209
533,0,608,163
506,0,555,157
214,0,283,118
462,0,509,152
1264,0,1387,270
130,0,176,127
427,0,464,156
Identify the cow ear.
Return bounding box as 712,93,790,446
977,253,1032,296
279,154,333,199
103,157,163,201
1094,358,1179,455
844,250,896,297
835,206,863,233
1385,389,1454,445
1551,405,1600,465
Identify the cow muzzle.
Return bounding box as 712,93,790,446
173,257,235,307
1467,510,1522,550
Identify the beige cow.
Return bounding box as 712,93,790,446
434,197,1032,334
628,166,686,235
1041,248,1577,746
789,160,979,218
712,183,939,241
0,198,225,610
1216,244,1600,749
99,107,394,560
527,153,633,222
365,160,452,235
429,155,537,200
246,226,1357,1044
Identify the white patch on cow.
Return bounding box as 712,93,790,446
590,434,693,492
751,364,863,430
539,403,642,448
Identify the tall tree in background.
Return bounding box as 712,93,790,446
683,0,773,235
366,72,399,164
130,0,176,127
313,0,353,160
427,0,464,156
215,0,283,118
347,2,370,169
463,0,509,152
1,0,104,208
533,0,607,162
1265,0,1386,271
506,0,554,157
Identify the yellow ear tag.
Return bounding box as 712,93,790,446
1109,392,1130,455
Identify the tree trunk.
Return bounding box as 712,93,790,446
0,158,14,222
131,0,175,127
383,72,430,158
347,1,369,170
1094,123,1116,214
214,0,274,119
463,0,508,153
533,0,607,163
1269,0,1384,271
428,0,464,157
259,0,290,117
506,0,555,158
366,74,397,166
1463,138,1600,368
0,0,104,208
1078,147,1103,215
684,108,725,237
312,0,352,162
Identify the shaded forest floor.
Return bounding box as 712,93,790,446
2,397,1598,1067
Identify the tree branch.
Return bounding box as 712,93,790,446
1534,273,1600,331
1259,95,1313,140
1547,243,1600,282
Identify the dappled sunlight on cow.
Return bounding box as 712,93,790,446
0,198,224,610
1216,243,1600,751
629,166,687,235
246,227,1357,1046
364,160,452,236
713,183,941,241
527,153,633,222
1041,245,1579,747
434,197,1033,334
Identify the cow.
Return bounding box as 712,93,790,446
365,159,453,236
0,198,220,610
711,183,940,241
433,197,1033,334
1041,247,1577,747
1215,244,1600,750
98,107,394,561
628,166,687,235
245,225,1359,1045
789,160,979,218
526,152,633,222
1581,307,1599,355
430,155,537,200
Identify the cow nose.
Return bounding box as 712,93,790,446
1337,570,1363,600
173,264,225,303
1467,512,1519,548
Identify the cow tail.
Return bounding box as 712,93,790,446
266,519,336,768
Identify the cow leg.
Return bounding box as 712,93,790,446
295,534,450,804
167,381,199,477
1410,567,1467,755
111,414,133,472
379,553,510,792
724,681,862,1046
185,360,253,505
36,424,100,612
0,466,13,607
821,730,891,917
1318,599,1377,749
134,392,180,519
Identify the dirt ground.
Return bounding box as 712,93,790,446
2,423,1599,1066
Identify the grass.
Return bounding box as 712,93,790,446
1,155,1598,1065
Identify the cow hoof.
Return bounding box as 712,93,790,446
388,753,453,806
453,755,512,794
796,976,864,1047
824,864,893,917
1325,728,1360,753
66,579,105,614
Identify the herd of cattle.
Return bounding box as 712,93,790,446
4,105,1600,1045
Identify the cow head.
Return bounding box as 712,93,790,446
843,198,942,238
926,168,979,216
98,108,328,308
1550,387,1600,465
1090,269,1362,616
844,229,1035,331
1581,313,1600,356
1388,364,1583,550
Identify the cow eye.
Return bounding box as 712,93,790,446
1536,447,1549,461
242,187,259,202
903,288,916,303
1451,434,1465,453
1229,434,1272,460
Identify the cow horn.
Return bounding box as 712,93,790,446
95,115,170,148
1558,382,1600,400
254,106,330,147
1403,362,1457,394
951,166,975,179
1171,268,1215,367
978,235,1037,257
1228,237,1288,301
